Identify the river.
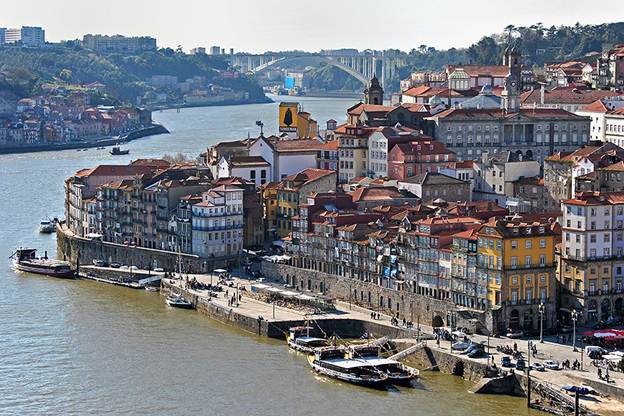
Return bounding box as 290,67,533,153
0,96,539,415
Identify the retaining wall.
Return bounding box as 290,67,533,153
262,262,495,332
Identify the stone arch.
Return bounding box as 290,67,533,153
432,315,444,328
601,298,611,321
525,150,533,160
515,150,523,161
588,299,598,322
523,309,534,330
615,297,623,317
510,309,520,330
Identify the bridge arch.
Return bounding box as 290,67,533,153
248,55,369,86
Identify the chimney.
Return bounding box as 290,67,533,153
540,84,545,106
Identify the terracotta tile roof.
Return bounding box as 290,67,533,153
350,186,410,202
74,165,155,178
520,88,622,106
272,138,325,153
320,140,339,150
130,159,171,168
228,156,270,167
579,100,609,113
447,64,510,78
429,107,586,121
602,161,624,171
347,103,393,116
454,160,475,169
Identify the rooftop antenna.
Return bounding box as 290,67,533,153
255,120,264,137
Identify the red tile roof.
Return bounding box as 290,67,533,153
520,88,622,106
429,107,586,121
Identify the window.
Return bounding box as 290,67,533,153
525,240,532,249
540,239,546,248
525,256,532,267
511,240,518,249
539,255,546,266
511,256,518,268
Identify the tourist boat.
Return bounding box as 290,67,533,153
165,294,194,309
307,346,389,387
145,286,159,292
110,146,129,156
10,248,76,279
287,326,329,353
39,218,55,234
347,344,419,384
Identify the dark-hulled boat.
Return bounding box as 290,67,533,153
347,344,419,384
11,248,75,279
110,146,129,156
165,294,194,309
307,346,388,387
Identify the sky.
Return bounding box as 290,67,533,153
2,0,623,53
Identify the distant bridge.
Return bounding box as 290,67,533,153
230,53,405,89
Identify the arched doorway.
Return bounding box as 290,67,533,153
523,309,534,331
588,300,598,322
615,298,623,317
525,150,533,160
601,298,611,321
509,309,520,330
432,315,444,328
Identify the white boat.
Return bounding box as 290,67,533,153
165,294,194,309
11,248,75,279
287,326,329,353
145,286,159,292
39,218,55,233
307,346,388,387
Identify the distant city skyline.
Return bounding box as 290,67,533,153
2,0,623,53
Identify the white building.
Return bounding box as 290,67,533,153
367,126,420,178
192,185,244,258
217,155,271,186
248,136,323,181
5,26,45,47
473,151,541,208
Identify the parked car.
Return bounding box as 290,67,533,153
468,348,485,358
531,363,545,372
501,356,513,367
543,360,560,370
129,265,139,271
515,359,526,371
463,342,485,355
452,341,471,351
92,259,107,267
153,267,164,273
506,330,524,339
109,263,121,268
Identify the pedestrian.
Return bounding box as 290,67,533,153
371,311,374,319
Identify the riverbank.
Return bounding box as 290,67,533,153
0,124,169,155
145,96,273,112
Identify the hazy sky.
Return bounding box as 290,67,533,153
3,0,623,53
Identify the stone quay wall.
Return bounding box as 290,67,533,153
56,224,238,273
160,280,418,340
261,262,495,333
403,345,492,383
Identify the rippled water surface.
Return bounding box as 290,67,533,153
0,96,540,415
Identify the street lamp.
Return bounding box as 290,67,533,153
538,302,545,343
571,309,579,352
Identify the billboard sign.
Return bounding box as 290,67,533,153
279,102,298,133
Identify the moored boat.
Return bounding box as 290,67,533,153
110,146,129,156
39,218,55,233
307,346,388,387
347,344,419,384
165,294,194,309
11,248,75,279
287,326,329,353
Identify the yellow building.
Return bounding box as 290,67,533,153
261,182,280,240
477,217,557,334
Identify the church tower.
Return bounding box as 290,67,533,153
364,75,384,105
501,46,521,112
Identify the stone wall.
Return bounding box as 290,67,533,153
403,345,492,383
57,224,238,273
262,262,494,332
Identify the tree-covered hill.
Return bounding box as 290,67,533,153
0,43,267,102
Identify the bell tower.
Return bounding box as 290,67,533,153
364,75,384,105
501,46,521,112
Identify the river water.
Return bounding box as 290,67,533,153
0,96,539,415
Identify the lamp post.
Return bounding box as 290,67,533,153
538,302,545,343
571,309,579,352
527,340,532,408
